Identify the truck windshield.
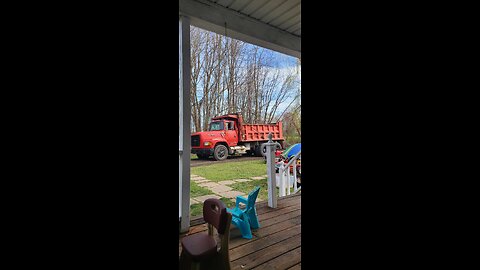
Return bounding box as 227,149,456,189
209,121,224,131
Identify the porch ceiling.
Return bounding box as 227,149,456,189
179,0,301,58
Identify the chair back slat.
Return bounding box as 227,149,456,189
247,186,260,211
203,198,228,234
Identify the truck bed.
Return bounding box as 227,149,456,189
240,123,284,142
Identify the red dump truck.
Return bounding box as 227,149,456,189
191,113,284,161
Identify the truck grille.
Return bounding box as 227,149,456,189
191,135,200,147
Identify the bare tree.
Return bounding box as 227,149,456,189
190,27,207,132
189,26,299,130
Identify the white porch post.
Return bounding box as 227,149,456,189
266,133,277,208
179,15,191,233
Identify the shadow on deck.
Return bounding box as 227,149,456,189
179,193,301,270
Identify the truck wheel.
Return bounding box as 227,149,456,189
213,145,228,161
260,143,268,157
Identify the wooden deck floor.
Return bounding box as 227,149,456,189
179,193,301,270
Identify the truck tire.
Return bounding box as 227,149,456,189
260,143,268,157
213,145,228,161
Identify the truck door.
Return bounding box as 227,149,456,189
225,121,237,146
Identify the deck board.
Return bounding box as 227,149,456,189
250,247,301,270
179,193,301,269
229,224,300,260
231,234,301,269
286,263,301,270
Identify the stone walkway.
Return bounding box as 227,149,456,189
190,174,268,205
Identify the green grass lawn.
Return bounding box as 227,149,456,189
219,197,236,208
190,203,203,217
189,181,214,217
190,197,236,217
190,181,213,198
230,179,269,201
229,178,295,202
190,178,294,217
188,159,294,217
191,160,267,181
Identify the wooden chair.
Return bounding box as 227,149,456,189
227,186,260,239
180,198,232,270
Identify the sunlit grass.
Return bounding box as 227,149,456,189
191,160,266,181
190,197,236,217
190,181,213,198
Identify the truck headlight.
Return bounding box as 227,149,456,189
204,142,211,146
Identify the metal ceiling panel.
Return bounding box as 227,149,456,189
226,0,239,9
259,0,299,24
274,11,300,29
240,0,268,15
229,0,253,11
249,0,287,20
216,0,235,7
203,0,300,37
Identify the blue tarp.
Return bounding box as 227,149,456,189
281,143,301,158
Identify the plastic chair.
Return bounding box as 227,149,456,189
180,198,232,270
227,186,261,239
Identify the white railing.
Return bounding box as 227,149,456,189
277,151,301,197
266,133,301,208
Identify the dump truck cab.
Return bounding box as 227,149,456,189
191,117,240,161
